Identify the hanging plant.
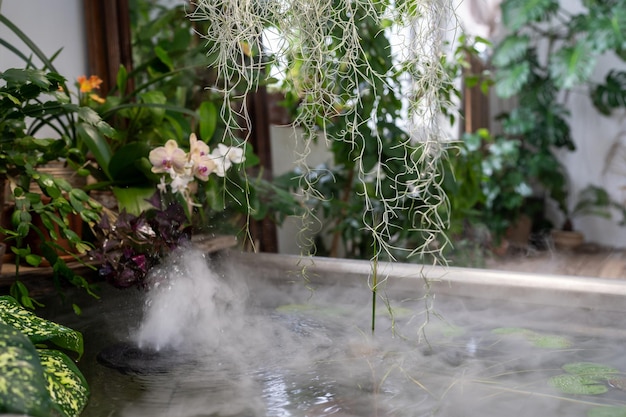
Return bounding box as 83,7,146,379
189,0,457,263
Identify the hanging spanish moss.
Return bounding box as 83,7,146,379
190,0,456,263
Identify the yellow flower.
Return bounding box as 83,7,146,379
77,75,103,93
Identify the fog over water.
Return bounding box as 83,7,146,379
74,248,626,417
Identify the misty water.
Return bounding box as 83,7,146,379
46,249,626,417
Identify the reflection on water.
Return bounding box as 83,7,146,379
43,252,626,417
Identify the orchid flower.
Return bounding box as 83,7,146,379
210,144,246,177
149,134,246,213
149,140,187,175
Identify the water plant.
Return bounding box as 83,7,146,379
549,362,620,396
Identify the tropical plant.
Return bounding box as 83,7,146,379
561,184,626,231
88,130,293,288
0,13,108,309
491,0,626,224
0,295,89,417
445,129,533,244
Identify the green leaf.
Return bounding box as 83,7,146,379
75,123,113,179
25,254,42,267
1,67,51,88
112,186,157,216
549,42,596,89
491,35,530,68
0,321,53,417
592,70,626,115
549,374,608,395
199,100,218,141
116,64,128,94
0,296,84,359
500,0,559,31
588,406,626,417
107,142,152,184
494,61,530,98
154,45,174,71
38,349,90,417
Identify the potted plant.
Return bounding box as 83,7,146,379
490,0,626,238
552,184,626,249
0,14,111,308
88,132,248,288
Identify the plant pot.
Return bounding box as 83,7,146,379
25,162,87,265
505,214,533,246
551,229,584,250
26,197,84,264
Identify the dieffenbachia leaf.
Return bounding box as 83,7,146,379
0,321,53,417
38,349,90,417
0,295,84,359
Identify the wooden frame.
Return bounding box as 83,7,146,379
82,0,133,94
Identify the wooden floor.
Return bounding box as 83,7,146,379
485,243,626,280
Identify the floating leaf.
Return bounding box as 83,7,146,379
562,362,619,378
588,406,626,417
549,374,608,395
528,334,571,349
492,327,571,348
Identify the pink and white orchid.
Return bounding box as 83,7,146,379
149,134,245,206
149,139,187,175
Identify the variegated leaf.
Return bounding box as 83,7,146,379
0,295,83,359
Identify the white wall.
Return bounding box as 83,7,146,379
0,1,87,80
555,52,626,248
270,125,333,255
459,0,626,248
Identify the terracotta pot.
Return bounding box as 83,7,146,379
506,214,533,246
26,162,87,264
551,229,584,249
26,196,84,263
